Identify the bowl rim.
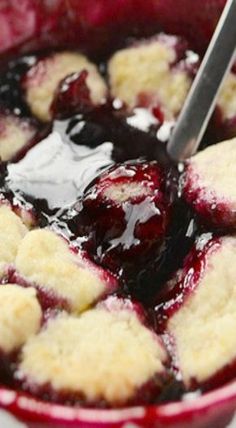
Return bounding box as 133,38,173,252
1,379,236,425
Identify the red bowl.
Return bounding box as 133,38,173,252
0,382,236,428
0,1,236,427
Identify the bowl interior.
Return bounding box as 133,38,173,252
0,1,235,427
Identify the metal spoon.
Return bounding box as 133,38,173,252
167,0,236,162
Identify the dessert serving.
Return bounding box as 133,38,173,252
0,1,236,427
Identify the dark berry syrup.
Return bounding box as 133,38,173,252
0,46,200,405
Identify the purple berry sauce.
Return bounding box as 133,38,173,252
0,37,224,406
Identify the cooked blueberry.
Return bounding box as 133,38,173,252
77,161,173,271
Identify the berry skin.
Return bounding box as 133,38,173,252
0,285,42,355
76,161,173,272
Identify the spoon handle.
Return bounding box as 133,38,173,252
167,0,236,161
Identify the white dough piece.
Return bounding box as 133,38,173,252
183,137,236,227
0,205,28,278
0,285,41,354
218,72,236,121
108,38,192,118
0,114,35,161
168,237,236,386
15,229,117,313
19,307,167,404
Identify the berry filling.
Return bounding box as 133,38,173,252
0,14,236,411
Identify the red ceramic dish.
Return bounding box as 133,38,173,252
0,381,236,427
1,1,236,427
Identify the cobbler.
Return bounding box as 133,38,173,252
0,9,236,410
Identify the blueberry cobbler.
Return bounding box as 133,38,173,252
0,20,236,410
